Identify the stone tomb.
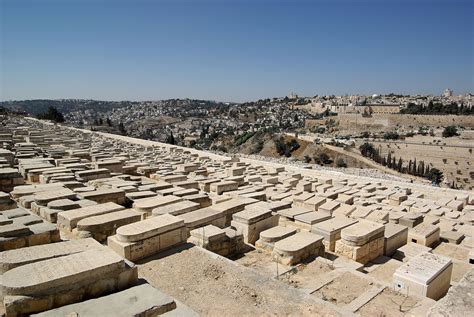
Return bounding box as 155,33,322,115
231,205,279,245
272,231,325,266
0,248,137,316
293,212,332,231
0,238,102,273
335,220,385,264
392,242,433,262
408,223,440,247
107,214,188,261
0,212,60,251
311,216,358,251
188,225,244,257
399,212,424,228
31,284,180,317
210,180,238,195
75,209,142,242
77,188,126,205
383,223,408,256
177,207,226,231
132,195,182,217
152,200,200,216
255,226,297,252
393,252,453,300
57,202,125,232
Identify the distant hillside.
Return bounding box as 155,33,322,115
0,99,138,115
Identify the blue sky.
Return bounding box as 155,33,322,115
1,0,472,102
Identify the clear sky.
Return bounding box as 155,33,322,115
1,0,472,102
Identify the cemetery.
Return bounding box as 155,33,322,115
0,116,471,316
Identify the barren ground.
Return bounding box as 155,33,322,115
137,245,342,316
312,272,374,306
357,288,420,317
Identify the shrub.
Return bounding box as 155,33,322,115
336,157,347,168
317,153,332,165
442,126,458,138
383,131,399,140
251,140,264,154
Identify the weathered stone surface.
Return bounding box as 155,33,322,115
1,248,125,296
57,202,125,231
259,226,297,243
116,213,185,242
76,209,143,241
33,188,75,206
393,252,453,300
341,220,385,246
133,195,182,214
273,232,325,265
178,207,226,231
427,268,474,316
77,188,126,205
152,200,200,216
0,238,102,273
32,284,176,317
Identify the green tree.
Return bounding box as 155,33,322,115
37,106,65,123
118,122,126,135
426,168,444,185
442,126,458,138
165,131,176,145
359,142,375,157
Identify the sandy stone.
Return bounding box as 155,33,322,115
116,213,184,242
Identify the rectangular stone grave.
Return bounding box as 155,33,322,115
31,284,177,317
210,181,238,195
384,223,408,256
272,232,325,265
152,200,200,216
57,202,125,232
335,220,385,264
393,252,452,300
107,214,187,261
77,188,126,205
132,195,182,217
231,205,279,245
76,209,142,242
0,238,102,273
189,225,244,257
311,216,358,251
255,226,297,252
0,248,137,316
408,223,440,247
177,207,226,231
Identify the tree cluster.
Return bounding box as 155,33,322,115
36,106,65,123
401,102,474,115
274,137,300,157
359,142,444,185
